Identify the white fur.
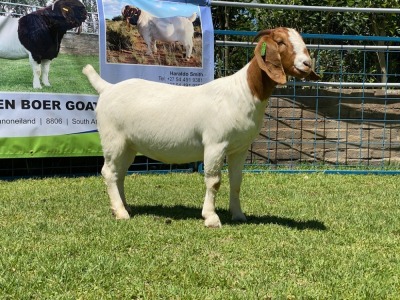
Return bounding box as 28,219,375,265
288,28,311,73
0,16,28,59
135,10,196,59
82,28,316,227
29,56,51,89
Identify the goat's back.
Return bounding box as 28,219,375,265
140,11,195,44
96,79,208,163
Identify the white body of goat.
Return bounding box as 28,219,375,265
130,8,196,59
83,27,319,227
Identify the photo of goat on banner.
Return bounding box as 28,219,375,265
0,0,102,158
104,0,202,67
0,0,99,93
98,0,213,86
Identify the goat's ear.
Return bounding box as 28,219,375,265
254,36,286,85
60,5,70,18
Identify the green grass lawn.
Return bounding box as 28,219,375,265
0,173,399,299
0,54,99,94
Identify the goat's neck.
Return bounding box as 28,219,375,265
246,58,277,101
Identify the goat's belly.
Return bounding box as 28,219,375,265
135,143,204,164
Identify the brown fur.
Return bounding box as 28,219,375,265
121,5,140,29
247,27,319,101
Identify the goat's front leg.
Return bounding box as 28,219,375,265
227,150,248,222
202,144,226,228
29,54,42,89
41,60,51,87
143,35,154,55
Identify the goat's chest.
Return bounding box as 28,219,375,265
216,99,267,150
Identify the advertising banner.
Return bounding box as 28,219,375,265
0,0,213,158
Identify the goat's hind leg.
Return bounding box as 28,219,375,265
102,148,136,219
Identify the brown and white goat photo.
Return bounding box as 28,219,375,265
83,27,320,228
123,5,196,59
106,5,202,67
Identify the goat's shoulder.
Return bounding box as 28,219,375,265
138,10,152,23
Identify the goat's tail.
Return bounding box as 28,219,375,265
82,64,112,94
188,12,197,23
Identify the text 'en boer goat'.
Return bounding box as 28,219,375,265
83,27,320,228
18,0,87,89
122,5,197,59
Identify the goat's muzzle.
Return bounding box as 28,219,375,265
291,57,320,81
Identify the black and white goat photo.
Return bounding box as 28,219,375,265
0,0,87,89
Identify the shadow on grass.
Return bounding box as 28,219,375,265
129,204,327,231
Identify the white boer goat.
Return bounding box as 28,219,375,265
83,27,320,228
122,5,196,59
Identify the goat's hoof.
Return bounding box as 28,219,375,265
113,209,130,220
125,206,132,214
204,214,222,228
232,213,247,223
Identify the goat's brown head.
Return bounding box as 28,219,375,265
121,5,141,26
253,27,320,86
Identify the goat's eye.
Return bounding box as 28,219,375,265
278,41,285,47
